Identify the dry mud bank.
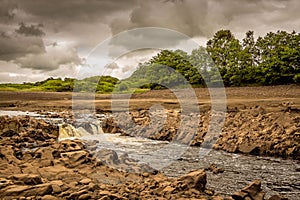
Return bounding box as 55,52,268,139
0,85,299,112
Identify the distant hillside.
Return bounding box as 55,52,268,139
0,76,119,93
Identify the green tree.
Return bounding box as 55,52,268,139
255,31,300,85
239,30,258,85
206,30,242,86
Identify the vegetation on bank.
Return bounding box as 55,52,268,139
0,76,119,93
1,30,299,92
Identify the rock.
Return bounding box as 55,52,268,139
51,184,62,194
176,169,206,191
99,191,112,196
23,183,53,197
0,145,22,164
238,143,260,155
233,180,265,200
41,195,58,200
206,164,225,174
101,117,123,133
59,139,85,152
60,150,91,167
232,191,249,200
99,196,111,200
79,178,92,185
37,165,74,181
88,182,98,191
162,186,175,193
67,189,89,199
0,184,52,198
0,178,13,189
78,193,92,200
212,196,224,200
241,180,263,198
9,174,42,185
0,116,58,143
49,180,64,187
0,185,30,197
1,115,280,200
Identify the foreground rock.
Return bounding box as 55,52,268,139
0,116,220,199
232,180,265,200
0,116,289,199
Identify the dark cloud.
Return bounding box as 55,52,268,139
128,0,208,36
15,23,45,37
106,27,194,59
115,0,299,38
1,0,299,38
15,45,81,71
0,0,17,22
12,0,138,25
0,31,45,60
0,0,299,82
0,28,80,72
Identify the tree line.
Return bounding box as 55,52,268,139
121,29,299,89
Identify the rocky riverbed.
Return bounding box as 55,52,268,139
0,86,299,199
103,105,299,159
0,115,292,200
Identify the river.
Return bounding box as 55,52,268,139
1,110,299,199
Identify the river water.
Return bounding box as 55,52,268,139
80,134,299,199
1,110,299,199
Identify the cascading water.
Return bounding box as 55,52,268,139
58,123,104,139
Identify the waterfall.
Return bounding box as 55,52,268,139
58,123,104,139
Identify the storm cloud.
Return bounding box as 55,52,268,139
0,0,299,82
0,31,45,60
15,23,45,37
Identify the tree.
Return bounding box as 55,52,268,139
148,50,204,86
189,46,218,86
239,30,257,85
255,31,300,85
206,30,242,86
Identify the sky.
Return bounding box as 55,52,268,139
0,0,299,83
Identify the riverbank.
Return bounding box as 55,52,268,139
0,85,299,199
0,115,283,200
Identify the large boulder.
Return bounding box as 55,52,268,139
232,180,265,200
0,183,53,198
9,174,42,185
175,169,207,191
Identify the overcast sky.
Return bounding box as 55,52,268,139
0,0,299,83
